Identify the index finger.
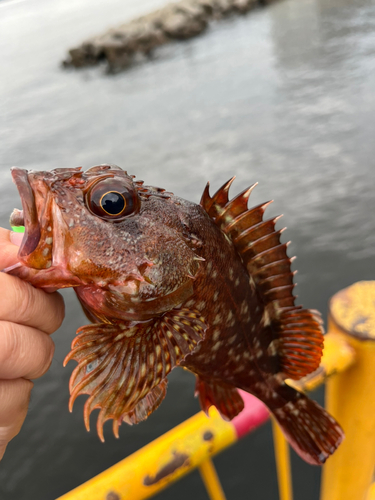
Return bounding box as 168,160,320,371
0,273,65,334
0,228,65,334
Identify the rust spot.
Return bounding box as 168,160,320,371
106,492,120,500
143,451,190,486
203,430,214,441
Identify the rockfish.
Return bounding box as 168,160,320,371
7,164,343,465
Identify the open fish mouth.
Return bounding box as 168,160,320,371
10,167,41,257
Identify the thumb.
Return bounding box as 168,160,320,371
9,232,23,247
0,228,22,270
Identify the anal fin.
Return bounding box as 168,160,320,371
195,376,244,420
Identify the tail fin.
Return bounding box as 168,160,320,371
272,388,344,465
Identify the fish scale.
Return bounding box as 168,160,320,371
7,164,343,465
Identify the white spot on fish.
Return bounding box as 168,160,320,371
212,341,222,352
213,314,222,326
255,348,263,358
212,328,220,341
240,301,249,315
268,341,278,356
228,317,236,327
262,309,271,326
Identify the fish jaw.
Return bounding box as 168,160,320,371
7,168,83,289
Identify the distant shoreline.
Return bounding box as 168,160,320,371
63,0,280,72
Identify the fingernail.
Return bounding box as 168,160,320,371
10,232,24,247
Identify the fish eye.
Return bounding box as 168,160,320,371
100,191,126,215
86,177,139,221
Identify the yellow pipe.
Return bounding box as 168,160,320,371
198,458,227,500
56,406,236,500
367,483,375,500
272,419,293,500
321,281,375,500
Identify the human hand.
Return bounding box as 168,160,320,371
0,227,65,460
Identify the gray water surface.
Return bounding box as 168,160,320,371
1,0,375,499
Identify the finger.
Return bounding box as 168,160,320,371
0,321,55,380
0,228,21,270
10,232,23,246
0,227,59,294
0,378,33,460
0,273,65,334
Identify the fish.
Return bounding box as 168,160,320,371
7,164,343,465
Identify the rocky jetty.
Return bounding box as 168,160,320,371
63,0,278,71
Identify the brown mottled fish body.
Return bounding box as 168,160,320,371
7,165,343,465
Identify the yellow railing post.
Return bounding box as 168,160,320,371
272,419,293,500
198,458,227,500
321,281,375,500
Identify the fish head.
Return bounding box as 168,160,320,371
9,164,201,317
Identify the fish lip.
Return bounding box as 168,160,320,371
11,167,41,257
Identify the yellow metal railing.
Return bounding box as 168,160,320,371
321,281,375,500
57,281,375,500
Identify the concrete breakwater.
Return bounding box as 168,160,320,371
63,0,279,71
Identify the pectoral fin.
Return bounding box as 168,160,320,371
63,308,207,440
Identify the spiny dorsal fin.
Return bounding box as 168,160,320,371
63,308,207,441
200,179,294,310
201,179,324,379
